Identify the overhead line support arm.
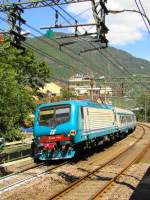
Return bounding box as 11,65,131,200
0,0,91,11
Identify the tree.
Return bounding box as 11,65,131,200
61,87,76,99
0,47,51,141
0,48,51,91
136,93,150,122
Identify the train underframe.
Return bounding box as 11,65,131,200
32,127,135,163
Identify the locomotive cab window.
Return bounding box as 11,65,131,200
38,105,70,127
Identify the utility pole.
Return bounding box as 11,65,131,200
68,80,70,99
90,73,95,101
8,4,26,51
121,82,124,97
144,95,147,122
104,77,106,103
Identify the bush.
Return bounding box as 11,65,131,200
0,128,25,142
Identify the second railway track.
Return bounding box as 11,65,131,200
1,124,149,200
49,124,149,200
0,161,68,194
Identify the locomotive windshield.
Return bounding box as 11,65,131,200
38,104,70,127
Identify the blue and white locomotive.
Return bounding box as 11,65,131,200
32,100,136,161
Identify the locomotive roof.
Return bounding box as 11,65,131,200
36,100,113,110
114,107,134,115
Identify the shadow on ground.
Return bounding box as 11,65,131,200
130,166,150,200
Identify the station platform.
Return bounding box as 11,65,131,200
1,156,32,167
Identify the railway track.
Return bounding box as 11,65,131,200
0,159,43,180
0,161,68,194
90,128,150,199
48,124,148,200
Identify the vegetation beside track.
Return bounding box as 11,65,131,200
0,47,51,142
0,144,31,163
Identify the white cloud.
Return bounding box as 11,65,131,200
66,0,150,45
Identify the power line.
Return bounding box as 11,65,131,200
21,6,106,76
74,7,91,18
55,4,87,33
77,22,150,91
0,16,86,74
0,14,110,80
15,19,150,90
104,49,150,90
48,5,94,57
48,3,98,51
1,15,107,81
1,6,149,91
6,3,110,78
24,24,109,77
0,15,95,74
134,0,150,34
1,9,88,65
138,0,150,26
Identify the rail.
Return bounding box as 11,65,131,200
90,124,150,199
0,161,68,193
49,124,146,200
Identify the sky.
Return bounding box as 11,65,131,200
65,0,150,61
1,0,149,61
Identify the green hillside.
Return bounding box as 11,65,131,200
27,34,150,80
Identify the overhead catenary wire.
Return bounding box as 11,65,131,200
44,5,150,90
104,48,150,90
0,14,111,81
1,13,109,81
24,24,110,78
1,11,92,70
48,5,113,79
136,0,150,26
53,6,120,76
55,4,87,33
4,6,110,76
0,14,95,73
21,8,108,77
4,2,111,79
0,2,149,103
0,17,86,75
0,18,141,84
134,0,150,34
49,5,96,52
72,7,150,91
1,5,149,91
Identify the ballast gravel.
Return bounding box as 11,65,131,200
1,125,150,200
100,163,149,200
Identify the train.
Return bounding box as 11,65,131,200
32,100,136,162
